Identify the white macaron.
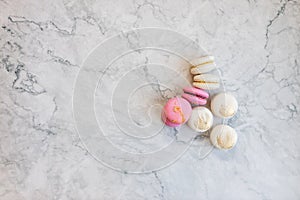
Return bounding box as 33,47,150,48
210,125,237,150
187,107,213,132
211,93,238,118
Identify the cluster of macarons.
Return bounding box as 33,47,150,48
161,56,239,150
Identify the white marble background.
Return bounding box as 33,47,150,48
0,0,300,199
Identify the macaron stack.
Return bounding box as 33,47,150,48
161,55,239,151
190,56,220,90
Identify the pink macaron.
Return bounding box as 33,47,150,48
162,97,192,127
182,86,209,106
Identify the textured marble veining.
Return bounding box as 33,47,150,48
1,0,300,199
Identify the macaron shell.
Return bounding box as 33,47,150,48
210,125,237,150
211,93,238,118
183,86,209,99
187,107,213,132
182,93,207,106
190,56,214,66
190,62,216,74
162,97,192,125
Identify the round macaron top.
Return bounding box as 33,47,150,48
163,97,192,125
183,86,209,99
211,93,238,118
187,107,213,132
210,125,237,150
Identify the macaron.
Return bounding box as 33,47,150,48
161,97,192,127
182,86,209,106
210,125,237,150
193,74,220,90
211,93,238,118
190,56,216,74
187,107,213,132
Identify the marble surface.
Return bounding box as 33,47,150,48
1,0,300,199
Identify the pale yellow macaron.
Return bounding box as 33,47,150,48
190,56,216,74
210,125,237,150
193,74,220,90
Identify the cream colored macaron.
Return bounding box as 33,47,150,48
190,56,216,74
211,93,238,118
210,125,237,150
193,74,220,90
187,107,213,132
